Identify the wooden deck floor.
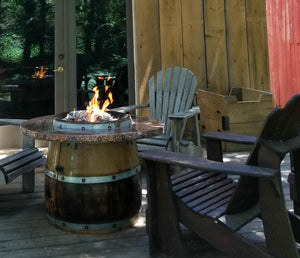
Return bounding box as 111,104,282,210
0,148,294,258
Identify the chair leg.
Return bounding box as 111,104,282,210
206,138,223,162
22,136,35,193
145,160,186,257
290,149,300,215
260,178,299,258
288,212,300,243
258,146,299,258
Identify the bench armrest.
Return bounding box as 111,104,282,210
138,149,276,178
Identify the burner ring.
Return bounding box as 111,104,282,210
53,110,132,133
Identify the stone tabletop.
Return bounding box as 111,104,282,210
20,115,164,143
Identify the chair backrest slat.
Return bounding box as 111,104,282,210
184,77,198,110
162,68,173,124
166,67,181,134
179,71,193,112
155,70,164,121
173,68,188,115
167,67,181,116
149,67,197,135
149,75,156,119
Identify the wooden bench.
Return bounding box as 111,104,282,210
139,94,300,258
0,119,46,192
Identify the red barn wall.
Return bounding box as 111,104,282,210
266,0,300,107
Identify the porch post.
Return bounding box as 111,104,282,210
54,0,77,114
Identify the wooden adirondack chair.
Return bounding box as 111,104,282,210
138,94,300,258
112,67,201,154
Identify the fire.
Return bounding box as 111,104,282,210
85,86,113,122
33,65,47,79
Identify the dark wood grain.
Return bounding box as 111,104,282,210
139,94,300,258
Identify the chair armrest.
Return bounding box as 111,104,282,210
203,131,256,145
111,104,149,113
168,106,200,120
167,106,200,152
202,131,256,162
138,149,276,178
0,119,27,126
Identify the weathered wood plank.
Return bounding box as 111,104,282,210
159,0,183,68
133,0,161,116
226,0,250,88
204,0,229,94
181,0,207,89
245,0,270,91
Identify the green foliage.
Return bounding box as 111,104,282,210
0,0,127,76
0,0,55,64
0,33,23,62
76,0,127,75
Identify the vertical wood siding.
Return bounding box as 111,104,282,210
133,0,270,108
266,0,300,107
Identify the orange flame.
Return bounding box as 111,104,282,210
85,86,113,122
33,66,47,79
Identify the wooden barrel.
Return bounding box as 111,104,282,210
45,140,141,233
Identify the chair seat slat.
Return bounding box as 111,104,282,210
175,174,228,198
195,191,234,214
171,168,196,180
186,181,236,208
172,172,217,192
206,203,229,220
171,169,206,185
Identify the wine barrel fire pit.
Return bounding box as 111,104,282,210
20,111,162,234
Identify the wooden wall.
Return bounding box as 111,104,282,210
132,0,270,110
266,0,300,107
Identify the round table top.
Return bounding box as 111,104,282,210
20,115,164,143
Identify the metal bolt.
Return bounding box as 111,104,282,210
108,126,112,131
55,165,64,173
84,225,89,230
112,175,116,180
82,178,86,183
81,127,86,131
